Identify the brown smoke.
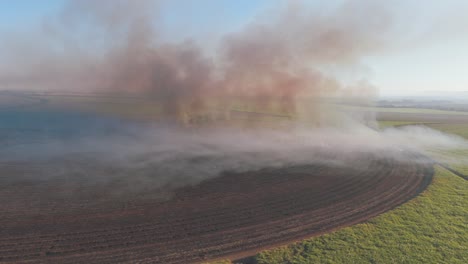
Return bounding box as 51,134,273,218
0,0,391,124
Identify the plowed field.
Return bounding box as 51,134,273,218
0,153,433,264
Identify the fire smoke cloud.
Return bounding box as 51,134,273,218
0,0,389,124
1,0,467,198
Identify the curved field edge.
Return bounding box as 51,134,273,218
251,166,467,264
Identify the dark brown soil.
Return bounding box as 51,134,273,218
0,153,433,264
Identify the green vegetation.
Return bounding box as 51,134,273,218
452,164,468,177
425,123,468,179
340,105,468,115
427,124,468,139
250,120,468,264
429,148,468,177
378,121,468,178
254,166,468,264
378,121,426,129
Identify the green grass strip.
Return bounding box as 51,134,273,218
255,166,468,264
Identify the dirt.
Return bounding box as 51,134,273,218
0,152,433,264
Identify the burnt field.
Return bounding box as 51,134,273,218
0,151,433,264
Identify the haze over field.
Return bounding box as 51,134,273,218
0,0,467,195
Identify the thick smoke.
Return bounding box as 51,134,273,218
0,0,467,199
0,0,390,124
1,119,466,198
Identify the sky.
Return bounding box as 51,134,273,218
0,0,467,97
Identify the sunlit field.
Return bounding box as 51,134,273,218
254,166,467,264
2,1,468,263
234,112,468,264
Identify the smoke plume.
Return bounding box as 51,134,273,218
0,0,467,199
0,0,391,124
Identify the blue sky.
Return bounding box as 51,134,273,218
0,0,64,30
0,0,271,33
1,0,467,96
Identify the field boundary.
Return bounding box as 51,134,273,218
437,163,468,180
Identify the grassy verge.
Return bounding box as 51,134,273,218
379,121,468,178
425,123,468,179
254,166,467,264
426,124,468,139
378,121,427,128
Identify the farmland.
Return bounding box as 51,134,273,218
0,93,466,264
254,166,467,264
0,151,433,263
249,109,468,264
2,1,468,263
